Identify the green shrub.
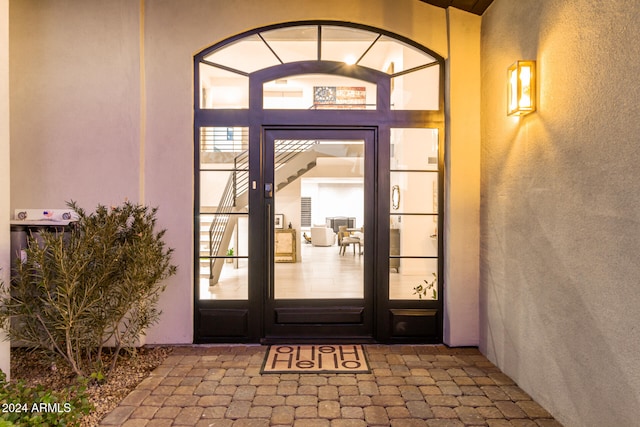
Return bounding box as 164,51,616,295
0,201,177,377
0,369,92,426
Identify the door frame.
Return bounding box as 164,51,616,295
194,21,445,344
259,127,378,343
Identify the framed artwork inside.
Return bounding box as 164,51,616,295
274,214,284,229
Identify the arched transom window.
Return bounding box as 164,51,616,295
197,22,440,111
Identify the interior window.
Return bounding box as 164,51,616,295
263,74,376,110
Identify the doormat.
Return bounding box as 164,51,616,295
261,344,370,374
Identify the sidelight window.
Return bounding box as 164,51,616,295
198,127,250,301
389,128,440,300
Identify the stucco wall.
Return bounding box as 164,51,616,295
444,7,481,346
480,0,640,425
1,0,10,379
9,0,480,346
10,1,141,208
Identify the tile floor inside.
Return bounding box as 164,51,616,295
99,345,563,427
200,243,438,301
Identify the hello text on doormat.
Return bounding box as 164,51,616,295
261,344,370,374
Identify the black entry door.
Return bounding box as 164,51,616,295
261,128,376,343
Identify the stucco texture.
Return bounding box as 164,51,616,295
1,0,10,378
480,0,640,425
10,1,141,209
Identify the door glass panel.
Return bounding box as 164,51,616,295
198,127,249,300
200,127,248,168
389,128,439,300
390,128,439,170
389,257,438,300
203,35,280,74
199,63,249,109
264,74,376,110
274,138,365,299
320,26,379,64
391,65,440,110
389,172,438,213
389,215,438,257
260,25,318,63
358,35,436,74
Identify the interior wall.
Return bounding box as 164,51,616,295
309,183,364,228
480,1,640,425
0,0,10,379
275,179,302,261
8,0,480,346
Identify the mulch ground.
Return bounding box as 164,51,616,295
8,346,172,426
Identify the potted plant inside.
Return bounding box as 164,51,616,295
413,273,437,300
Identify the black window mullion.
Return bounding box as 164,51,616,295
356,34,382,66
200,59,249,78
258,33,284,64
317,25,322,61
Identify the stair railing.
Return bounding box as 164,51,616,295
208,150,248,283
207,139,318,284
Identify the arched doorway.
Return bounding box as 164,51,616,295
194,21,443,343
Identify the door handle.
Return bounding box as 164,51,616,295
265,183,273,199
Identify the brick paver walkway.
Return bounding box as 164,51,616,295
99,345,563,426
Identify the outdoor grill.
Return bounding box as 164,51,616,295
9,208,78,270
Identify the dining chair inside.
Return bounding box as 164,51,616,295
338,226,361,256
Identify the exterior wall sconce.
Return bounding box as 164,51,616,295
507,60,536,116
